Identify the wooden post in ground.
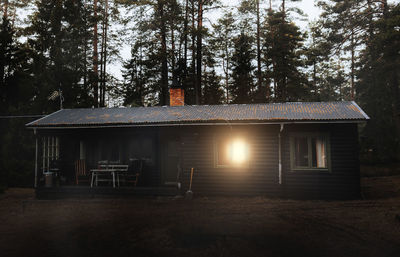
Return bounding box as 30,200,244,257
34,130,38,188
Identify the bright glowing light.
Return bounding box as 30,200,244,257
229,139,248,164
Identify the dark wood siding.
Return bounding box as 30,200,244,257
282,123,360,199
38,128,162,186
180,125,280,196
36,123,361,199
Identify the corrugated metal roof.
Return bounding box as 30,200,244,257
26,101,369,128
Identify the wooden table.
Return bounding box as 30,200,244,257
91,165,129,188
90,169,118,188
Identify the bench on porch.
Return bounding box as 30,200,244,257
91,164,128,187
91,163,141,188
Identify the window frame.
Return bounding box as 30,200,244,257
42,136,59,173
214,134,250,168
289,132,331,172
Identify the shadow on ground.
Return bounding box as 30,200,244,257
0,176,400,257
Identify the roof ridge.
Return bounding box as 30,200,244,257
66,101,355,110
26,101,369,128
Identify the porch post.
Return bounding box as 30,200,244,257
34,129,38,188
47,136,50,171
278,123,284,185
42,137,45,173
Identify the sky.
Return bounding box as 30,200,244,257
112,0,323,80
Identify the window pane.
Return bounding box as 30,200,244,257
294,137,308,167
312,137,326,168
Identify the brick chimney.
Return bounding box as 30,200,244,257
169,88,184,106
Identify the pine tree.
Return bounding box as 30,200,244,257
121,45,147,107
0,16,32,114
238,0,268,102
202,41,223,104
194,0,218,105
26,0,108,109
304,21,346,101
230,32,255,104
264,10,308,102
356,3,400,162
317,0,386,100
211,11,235,103
202,68,223,105
0,14,36,188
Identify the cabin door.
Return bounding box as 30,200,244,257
162,139,181,185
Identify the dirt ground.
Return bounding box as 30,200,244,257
1,177,400,257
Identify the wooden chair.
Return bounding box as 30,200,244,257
75,159,90,185
118,159,142,187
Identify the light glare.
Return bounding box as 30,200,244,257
230,139,248,164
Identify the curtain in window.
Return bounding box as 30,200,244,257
315,138,326,168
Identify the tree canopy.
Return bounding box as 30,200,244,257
0,0,400,187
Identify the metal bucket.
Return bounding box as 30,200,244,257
44,172,54,187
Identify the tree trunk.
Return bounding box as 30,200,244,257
225,43,229,104
102,0,108,107
268,3,278,101
191,0,196,103
381,0,388,14
195,0,203,105
83,0,88,96
93,0,99,106
350,28,355,100
159,0,168,105
10,5,16,27
54,0,63,103
338,53,343,100
99,4,105,107
256,0,262,100
171,18,176,85
269,0,275,101
183,0,189,79
313,61,317,99
3,0,8,18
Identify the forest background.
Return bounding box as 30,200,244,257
0,0,399,187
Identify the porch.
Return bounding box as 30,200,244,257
33,127,184,195
35,186,180,199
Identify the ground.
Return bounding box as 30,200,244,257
1,177,400,257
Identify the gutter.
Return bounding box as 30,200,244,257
26,119,367,130
278,123,284,185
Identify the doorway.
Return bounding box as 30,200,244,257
162,138,181,185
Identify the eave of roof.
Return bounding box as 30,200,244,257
26,101,369,129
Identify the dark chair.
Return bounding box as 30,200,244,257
75,159,90,185
118,159,143,187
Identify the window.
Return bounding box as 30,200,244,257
215,136,249,167
290,133,330,170
42,136,59,173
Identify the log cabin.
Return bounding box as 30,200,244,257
26,90,369,199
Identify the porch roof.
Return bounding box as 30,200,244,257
26,101,369,128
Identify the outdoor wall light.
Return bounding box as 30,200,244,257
229,139,248,164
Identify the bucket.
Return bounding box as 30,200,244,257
44,172,54,187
